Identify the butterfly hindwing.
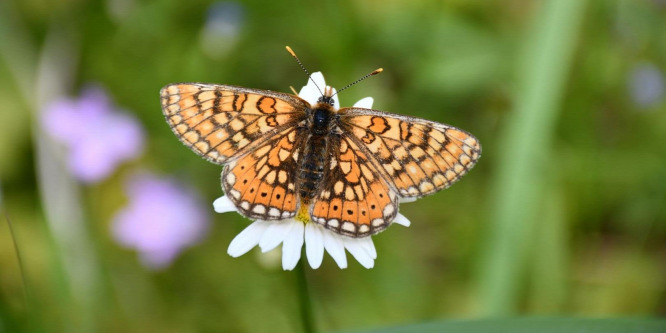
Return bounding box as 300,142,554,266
222,127,307,220
310,134,399,237
339,108,481,198
161,83,308,164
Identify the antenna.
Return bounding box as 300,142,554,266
285,46,324,96
332,68,383,97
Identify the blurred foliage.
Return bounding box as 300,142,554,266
357,318,666,333
1,0,665,332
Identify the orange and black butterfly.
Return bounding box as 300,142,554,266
160,47,481,238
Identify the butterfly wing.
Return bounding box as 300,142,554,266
222,126,307,220
309,134,399,237
338,108,481,198
161,83,308,164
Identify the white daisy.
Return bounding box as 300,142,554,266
215,72,412,270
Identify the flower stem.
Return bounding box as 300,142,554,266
478,0,586,315
295,261,316,333
5,212,39,331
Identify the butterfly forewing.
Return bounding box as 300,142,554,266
339,108,481,198
310,135,399,237
160,83,308,164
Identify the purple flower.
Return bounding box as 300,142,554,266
628,62,665,109
199,1,245,58
112,173,210,269
41,86,144,183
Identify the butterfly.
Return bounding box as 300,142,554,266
160,48,481,238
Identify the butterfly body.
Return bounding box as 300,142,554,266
161,81,480,238
299,99,338,202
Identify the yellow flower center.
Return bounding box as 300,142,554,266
296,199,311,224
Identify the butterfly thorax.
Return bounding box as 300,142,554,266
299,103,336,203
310,102,335,136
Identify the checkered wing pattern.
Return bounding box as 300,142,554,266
161,83,309,219
338,108,481,199
310,134,400,237
161,83,307,164
221,127,307,220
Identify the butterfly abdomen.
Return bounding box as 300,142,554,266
299,105,335,201
299,134,327,201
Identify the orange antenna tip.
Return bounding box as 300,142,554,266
286,46,324,96
333,67,385,96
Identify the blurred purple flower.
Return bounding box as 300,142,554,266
112,173,210,269
628,62,665,109
41,86,144,183
200,1,245,58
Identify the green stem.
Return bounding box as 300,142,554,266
478,0,587,315
295,261,316,333
5,212,40,332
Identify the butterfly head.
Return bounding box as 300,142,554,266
311,89,336,135
317,86,336,107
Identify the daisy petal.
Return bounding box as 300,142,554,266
227,220,270,257
298,72,326,105
304,223,324,269
298,84,319,105
393,213,411,227
258,220,292,253
353,97,374,109
310,72,326,89
282,222,305,270
344,238,374,269
323,230,347,269
358,237,377,259
399,197,417,204
213,195,238,213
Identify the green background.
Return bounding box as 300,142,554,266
1,0,665,332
